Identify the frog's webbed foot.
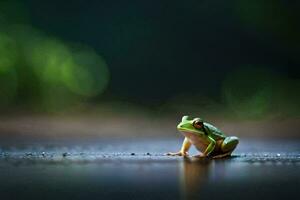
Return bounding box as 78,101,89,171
192,153,206,158
212,151,232,159
166,151,189,157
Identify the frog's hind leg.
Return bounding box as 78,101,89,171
213,136,239,159
222,136,239,152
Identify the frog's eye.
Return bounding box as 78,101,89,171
182,116,191,121
193,120,203,129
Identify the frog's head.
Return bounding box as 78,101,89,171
177,115,206,137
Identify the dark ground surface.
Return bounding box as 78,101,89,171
0,137,299,200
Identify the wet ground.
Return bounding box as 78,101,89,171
0,137,299,200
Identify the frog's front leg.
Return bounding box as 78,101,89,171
167,137,191,156
212,136,239,159
194,136,216,158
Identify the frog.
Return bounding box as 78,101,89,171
167,116,239,158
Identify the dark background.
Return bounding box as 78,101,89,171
27,0,300,102
0,0,299,107
0,0,300,138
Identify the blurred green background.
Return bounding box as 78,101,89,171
0,0,299,138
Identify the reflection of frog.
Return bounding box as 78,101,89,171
179,158,211,200
168,116,239,158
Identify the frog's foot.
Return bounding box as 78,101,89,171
192,153,206,158
166,151,189,157
212,151,233,159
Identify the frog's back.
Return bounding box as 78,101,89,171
204,122,226,140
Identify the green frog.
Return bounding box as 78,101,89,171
167,116,239,158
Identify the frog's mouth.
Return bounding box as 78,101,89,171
178,130,206,142
177,128,202,136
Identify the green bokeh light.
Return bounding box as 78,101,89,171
0,32,18,72
222,66,276,119
24,36,110,111
28,38,110,97
0,66,18,107
28,38,72,83
271,78,300,117
62,48,110,97
0,32,18,107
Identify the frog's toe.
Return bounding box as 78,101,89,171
192,153,206,158
166,151,189,156
212,151,232,159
